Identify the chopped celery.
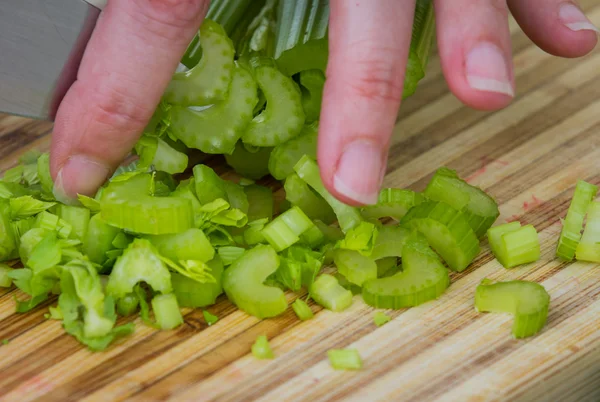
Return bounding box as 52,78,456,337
362,234,449,309
148,228,215,263
78,195,101,213
0,263,13,287
223,245,287,318
299,224,325,248
376,257,400,278
261,206,314,251
373,312,391,327
218,246,246,265
424,168,500,238
152,293,183,330
361,189,425,221
274,257,303,291
314,220,344,243
151,138,189,175
575,202,600,262
56,205,90,240
370,225,410,260
268,122,317,180
292,298,314,321
116,294,139,316
334,272,362,295
556,180,598,261
244,185,274,222
165,20,235,106
327,349,362,371
172,257,224,308
400,201,480,272
337,221,379,256
83,214,121,265
310,274,353,312
294,156,363,233
252,335,274,359
299,70,325,122
10,196,55,219
37,153,53,195
475,279,550,338
487,222,540,268
0,201,16,261
334,249,377,287
224,142,272,180
283,245,323,288
203,310,219,326
223,181,249,214
403,0,435,97
193,165,228,204
284,173,336,224
242,64,305,147
244,218,269,246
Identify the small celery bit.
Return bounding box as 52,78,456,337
334,273,362,296
134,285,160,329
244,185,274,222
203,310,219,326
370,225,411,260
224,142,272,180
284,173,336,225
400,201,480,272
10,196,55,219
314,220,344,243
294,156,363,233
100,173,193,235
170,65,258,155
487,222,540,268
273,257,302,292
424,168,500,238
268,123,318,180
34,211,72,239
78,195,101,213
218,246,246,265
282,246,323,289
373,312,391,327
361,189,425,221
292,299,314,321
56,204,90,240
556,180,598,261
149,228,215,263
165,20,235,106
173,258,224,308
135,136,188,175
106,239,173,300
334,249,377,287
298,70,325,123
310,274,353,312
244,218,269,246
403,0,436,97
261,206,314,251
362,233,449,309
197,198,248,228
337,221,379,256
327,349,362,371
0,263,13,287
0,201,16,260
193,165,227,204
575,202,600,262
223,245,287,318
1,339,8,345
37,153,53,195
59,259,134,351
116,294,139,316
252,335,274,359
475,279,550,338
152,293,184,330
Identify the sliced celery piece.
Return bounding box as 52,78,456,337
400,201,480,272
284,173,336,225
244,218,269,246
203,310,219,326
575,202,600,262
165,20,235,106
172,257,224,308
116,294,139,316
327,349,362,371
334,249,377,287
268,122,317,180
243,64,305,146
294,156,363,233
0,264,13,287
361,189,425,221
56,205,90,240
487,222,540,268
362,234,449,309
223,245,287,318
376,257,400,278
556,180,598,261
223,181,249,214
152,293,183,330
0,201,16,261
252,335,274,359
218,246,246,265
314,220,344,243
170,65,258,155
101,174,193,235
373,312,391,327
299,70,324,122
337,221,378,256
475,279,550,338
261,206,314,251
148,228,215,263
334,272,362,295
193,165,227,204
224,142,272,180
83,214,120,265
10,196,55,220
244,185,274,222
424,168,500,238
403,0,435,97
283,245,323,288
310,274,353,312
152,138,189,175
370,225,411,260
37,153,53,195
292,298,314,320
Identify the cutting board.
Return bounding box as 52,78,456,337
1,4,600,401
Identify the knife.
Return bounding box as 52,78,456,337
0,0,107,120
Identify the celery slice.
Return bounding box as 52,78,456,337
362,234,449,309
400,201,480,272
284,173,336,225
252,335,274,359
242,64,305,147
556,180,598,261
403,0,435,97
116,295,139,316
37,153,53,195
294,156,363,233
361,189,425,221
56,205,90,240
424,168,500,238
0,201,16,261
475,279,550,338
224,142,272,180
310,274,353,312
83,214,121,265
373,311,391,327
292,298,314,321
244,185,274,222
299,70,324,122
165,20,235,106
268,122,317,180
223,245,287,318
148,228,215,263
334,249,377,287
487,222,540,268
370,225,411,260
337,221,378,256
327,349,362,371
152,138,189,175
203,310,219,326
170,65,258,155
218,246,246,265
0,264,13,287
376,257,400,278
193,165,227,204
223,181,249,214
575,202,600,262
172,257,224,308
261,206,314,251
10,196,55,220
152,293,183,330
334,272,362,295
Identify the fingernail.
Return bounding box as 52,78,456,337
53,155,110,205
465,42,514,97
333,140,384,205
559,3,600,33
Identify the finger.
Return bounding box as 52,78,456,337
318,0,416,206
434,0,514,111
508,0,598,58
50,0,209,203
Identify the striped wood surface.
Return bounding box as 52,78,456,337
1,4,600,401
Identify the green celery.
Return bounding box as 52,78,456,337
337,221,379,256
218,246,246,265
36,153,53,195
152,293,184,330
244,218,269,246
116,294,139,316
299,224,325,248
224,142,272,180
361,189,425,221
244,185,274,222
0,263,13,287
149,228,215,263
9,196,55,220
203,310,219,326
283,245,323,288
370,225,410,260
0,201,16,261
310,274,353,312
314,220,344,243
223,181,250,214
268,122,317,180
487,222,540,268
83,214,121,265
274,257,303,291
252,335,274,359
193,165,227,204
334,272,362,295
292,298,314,320
56,204,90,240
334,249,377,287
172,257,224,308
261,206,314,251
373,311,391,327
284,173,336,224
403,0,436,97
298,70,324,122
376,257,400,278
151,137,189,175
575,202,600,262
327,349,362,371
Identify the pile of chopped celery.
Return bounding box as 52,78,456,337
1,1,586,355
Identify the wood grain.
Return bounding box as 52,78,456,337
1,7,600,402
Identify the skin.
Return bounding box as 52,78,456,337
49,0,598,206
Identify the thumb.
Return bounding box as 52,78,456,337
50,0,209,203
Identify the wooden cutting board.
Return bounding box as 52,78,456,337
1,5,600,401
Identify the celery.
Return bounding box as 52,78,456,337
36,153,53,195
284,173,336,224
334,249,377,287
556,180,598,261
252,335,274,359
203,310,219,326
224,142,272,180
283,245,323,288
56,205,90,240
403,0,435,97
261,206,314,251
116,295,139,316
172,257,224,308
0,264,13,287
0,202,16,261
292,298,314,321
361,189,425,222
310,274,353,312
370,225,410,260
401,201,480,272
475,279,550,338
193,165,227,204
376,257,400,278
337,221,379,256
268,122,317,180
334,273,362,295
218,246,246,265
223,245,287,318
152,293,183,330
575,202,600,262
10,196,55,220
299,70,324,122
244,218,269,246
83,214,121,265
327,349,362,371
223,181,249,214
150,228,215,263
150,138,189,175
314,220,344,243
244,185,274,222
373,312,391,327
487,222,540,268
